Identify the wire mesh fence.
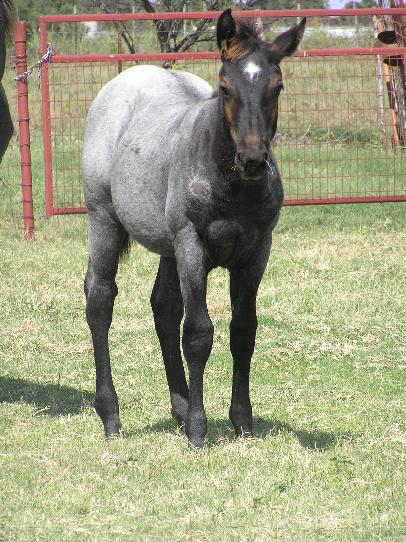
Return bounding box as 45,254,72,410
44,55,406,213
1,9,405,238
40,10,406,215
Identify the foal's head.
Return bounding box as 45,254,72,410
216,10,306,181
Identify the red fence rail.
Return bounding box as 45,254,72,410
37,7,406,21
39,9,406,215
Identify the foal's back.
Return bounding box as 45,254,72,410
83,65,212,254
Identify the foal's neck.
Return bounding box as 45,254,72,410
211,95,237,178
206,96,269,201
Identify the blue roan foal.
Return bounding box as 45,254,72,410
83,9,305,447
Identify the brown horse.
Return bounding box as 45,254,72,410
0,0,14,161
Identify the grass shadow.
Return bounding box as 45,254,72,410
0,376,93,416
142,416,354,451
1,378,355,450
254,417,354,451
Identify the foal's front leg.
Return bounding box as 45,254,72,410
174,225,213,448
150,257,189,427
229,244,271,438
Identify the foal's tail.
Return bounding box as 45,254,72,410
0,0,16,38
119,230,132,260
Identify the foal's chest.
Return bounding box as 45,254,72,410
202,218,255,267
187,183,281,267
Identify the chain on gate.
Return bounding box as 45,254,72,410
14,44,53,86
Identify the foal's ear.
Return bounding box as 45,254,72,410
268,18,306,62
216,9,237,54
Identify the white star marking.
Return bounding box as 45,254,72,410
243,62,262,81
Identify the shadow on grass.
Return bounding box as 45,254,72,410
143,416,354,451
0,377,93,416
254,417,354,451
0,377,355,450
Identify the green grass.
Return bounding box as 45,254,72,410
1,202,405,541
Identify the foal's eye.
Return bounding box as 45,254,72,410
220,85,231,98
270,82,284,97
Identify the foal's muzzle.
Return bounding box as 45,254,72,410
235,151,268,181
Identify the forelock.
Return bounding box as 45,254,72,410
222,19,263,62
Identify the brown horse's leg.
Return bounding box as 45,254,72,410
0,26,13,161
0,84,13,161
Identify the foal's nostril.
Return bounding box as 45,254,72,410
235,151,268,178
244,159,266,177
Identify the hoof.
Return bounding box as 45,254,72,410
185,413,207,450
171,410,186,432
233,424,253,439
102,415,122,439
188,438,204,450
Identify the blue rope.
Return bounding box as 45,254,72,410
15,44,53,86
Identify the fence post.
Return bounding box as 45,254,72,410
117,28,123,73
14,20,35,241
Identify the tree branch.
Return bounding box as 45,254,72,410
175,0,225,53
92,0,136,53
93,0,270,59
137,0,173,53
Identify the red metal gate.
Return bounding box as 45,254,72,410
39,8,406,215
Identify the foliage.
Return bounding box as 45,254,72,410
342,0,378,25
15,0,85,22
15,0,328,49
257,0,326,10
344,0,378,7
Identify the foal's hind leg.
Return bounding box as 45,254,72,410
85,211,127,438
150,257,189,427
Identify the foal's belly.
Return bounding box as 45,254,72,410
127,220,174,257
111,172,175,257
114,195,175,257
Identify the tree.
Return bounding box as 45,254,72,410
343,0,378,25
15,0,324,52
344,0,377,6
256,0,326,10
15,0,91,35
93,0,327,54
92,0,256,54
